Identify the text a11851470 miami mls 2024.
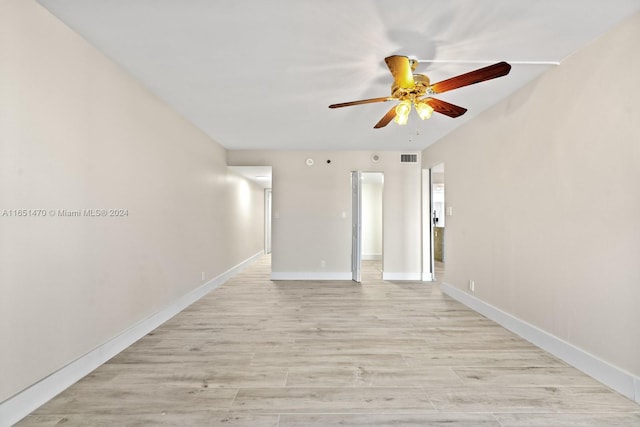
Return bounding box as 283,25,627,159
1,208,129,217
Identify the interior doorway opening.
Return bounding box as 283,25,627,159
351,171,384,283
227,165,273,265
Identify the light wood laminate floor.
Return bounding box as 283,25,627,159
17,257,640,426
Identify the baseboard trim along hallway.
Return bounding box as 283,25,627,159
382,272,422,281
270,272,352,281
271,272,425,282
441,282,640,405
0,251,264,427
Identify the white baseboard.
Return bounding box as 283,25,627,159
421,272,433,281
362,254,382,261
270,272,352,281
382,272,422,281
441,282,640,405
271,272,428,282
0,251,263,427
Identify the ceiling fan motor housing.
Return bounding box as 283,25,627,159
391,74,431,101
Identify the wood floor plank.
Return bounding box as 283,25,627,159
426,386,639,412
18,413,279,427
402,350,567,368
250,352,409,368
230,387,436,413
278,413,501,427
452,366,603,387
285,366,464,387
80,362,288,388
494,413,640,426
29,384,238,415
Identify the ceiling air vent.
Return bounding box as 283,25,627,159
400,153,418,163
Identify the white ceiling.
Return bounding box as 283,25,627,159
36,0,639,151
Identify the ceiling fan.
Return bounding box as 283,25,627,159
328,55,511,128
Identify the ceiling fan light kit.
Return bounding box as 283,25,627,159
394,100,411,125
415,101,434,120
329,55,511,129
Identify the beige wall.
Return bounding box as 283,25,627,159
422,12,640,376
227,151,422,278
0,0,264,401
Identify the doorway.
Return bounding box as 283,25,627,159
351,171,384,283
227,165,273,260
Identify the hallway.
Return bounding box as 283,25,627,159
18,256,640,426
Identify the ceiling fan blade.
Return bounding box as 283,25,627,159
425,98,467,118
385,55,415,89
429,61,511,94
328,97,391,109
374,106,397,129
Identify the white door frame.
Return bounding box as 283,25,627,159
264,188,272,254
422,168,434,281
427,163,445,280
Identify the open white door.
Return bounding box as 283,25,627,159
351,171,362,283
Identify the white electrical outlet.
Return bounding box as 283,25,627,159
201,272,205,281
320,260,326,268
469,280,475,292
